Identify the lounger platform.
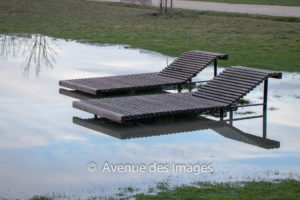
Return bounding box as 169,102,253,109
60,50,228,95
73,66,282,123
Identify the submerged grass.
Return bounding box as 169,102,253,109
30,196,53,200
237,98,251,105
28,180,300,199
185,0,300,6
135,179,300,199
0,0,300,71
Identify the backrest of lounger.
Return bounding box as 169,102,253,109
193,66,282,106
158,50,228,81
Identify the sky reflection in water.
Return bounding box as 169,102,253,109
0,34,299,199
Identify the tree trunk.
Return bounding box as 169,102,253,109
165,0,168,14
160,0,163,14
170,0,173,16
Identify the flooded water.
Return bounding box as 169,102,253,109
0,34,299,199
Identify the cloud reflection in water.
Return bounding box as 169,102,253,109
0,34,299,199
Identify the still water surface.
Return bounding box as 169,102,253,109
0,34,299,199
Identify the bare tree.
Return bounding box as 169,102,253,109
21,34,57,77
165,0,168,14
0,34,19,57
160,0,163,14
0,34,58,77
157,0,173,16
170,0,173,15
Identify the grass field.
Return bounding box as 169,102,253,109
0,0,300,71
185,0,300,6
29,180,300,199
134,180,300,199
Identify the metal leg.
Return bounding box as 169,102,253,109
263,79,268,112
229,110,233,125
214,59,217,77
188,79,193,92
263,79,268,138
263,110,267,139
220,109,224,121
178,85,182,93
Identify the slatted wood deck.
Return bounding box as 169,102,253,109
73,117,280,149
73,66,282,123
193,66,282,105
73,93,226,123
158,50,227,81
59,50,228,95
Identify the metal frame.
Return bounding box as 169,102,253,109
218,78,270,138
214,59,218,77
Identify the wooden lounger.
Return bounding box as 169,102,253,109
73,116,280,149
73,66,282,123
59,50,228,95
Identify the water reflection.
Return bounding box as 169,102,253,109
0,34,57,77
0,34,299,199
73,111,280,149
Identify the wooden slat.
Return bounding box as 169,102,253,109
214,77,256,87
192,93,233,104
60,50,227,95
176,57,214,64
169,63,207,70
72,66,281,123
73,93,226,123
201,84,247,95
175,60,213,67
217,74,260,84
230,66,282,79
226,67,269,77
162,68,193,76
165,66,198,74
60,72,185,95
158,72,187,80
198,87,242,98
208,79,252,90
221,70,266,80
194,66,278,105
186,50,228,60
195,90,236,102
171,60,211,68
184,52,221,59
158,51,224,81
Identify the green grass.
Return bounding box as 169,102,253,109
30,196,53,200
0,0,300,71
185,0,300,6
238,98,251,105
26,180,300,199
135,180,300,199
